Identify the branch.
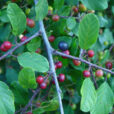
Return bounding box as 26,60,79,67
39,21,64,114
52,49,114,75
0,32,40,61
21,88,40,114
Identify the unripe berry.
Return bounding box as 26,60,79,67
48,35,55,42
58,74,65,82
26,18,35,28
95,69,103,77
40,82,47,89
88,50,94,58
52,15,60,22
105,61,113,69
79,4,87,12
83,70,90,77
36,76,44,84
3,41,12,50
73,60,81,66
72,6,78,13
56,61,62,69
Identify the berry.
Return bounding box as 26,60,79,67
83,70,90,77
27,112,32,114
58,74,65,82
62,50,70,58
52,79,55,84
73,60,81,66
48,6,53,14
95,69,103,77
40,82,47,89
21,36,27,42
52,15,60,22
105,61,113,69
79,4,87,12
72,6,78,13
26,18,35,28
3,41,12,50
58,41,68,51
48,36,55,42
107,73,111,79
71,104,76,110
103,41,108,46
55,64,57,70
88,50,94,58
0,44,8,52
25,8,31,15
35,48,41,54
56,61,62,69
36,76,44,84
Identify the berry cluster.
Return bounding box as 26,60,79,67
36,76,47,89
0,41,12,52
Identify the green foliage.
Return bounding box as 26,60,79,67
80,78,97,112
35,0,48,20
79,14,100,49
17,52,49,72
81,0,108,10
18,68,37,89
7,3,26,36
0,81,15,114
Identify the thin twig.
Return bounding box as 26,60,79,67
52,49,114,75
0,31,40,61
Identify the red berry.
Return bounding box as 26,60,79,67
27,18,35,28
52,79,55,85
35,48,41,54
105,61,113,69
58,74,65,82
83,70,90,77
88,50,94,58
62,50,70,58
52,15,60,22
3,41,12,50
0,44,8,52
36,76,44,85
21,36,27,42
72,6,78,13
40,82,47,89
56,61,62,69
73,60,81,66
48,36,55,42
27,112,32,114
95,69,103,77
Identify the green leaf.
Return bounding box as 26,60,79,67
54,0,64,10
18,68,37,89
79,14,99,49
10,81,29,105
80,78,97,112
5,68,18,83
91,82,114,114
7,3,26,35
64,104,74,114
0,9,9,22
27,37,41,52
80,0,108,10
67,17,76,30
0,81,15,114
65,0,78,5
17,52,49,72
35,0,48,20
0,24,11,41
